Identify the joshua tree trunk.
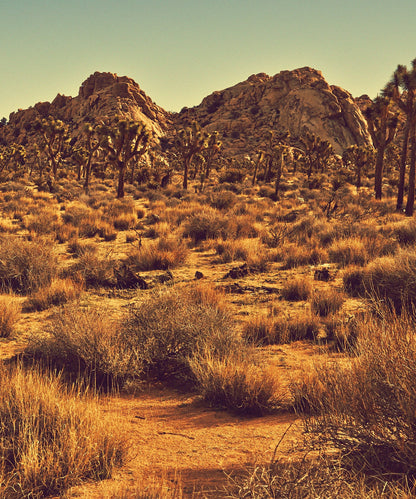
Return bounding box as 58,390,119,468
374,147,386,200
405,123,416,216
397,123,410,211
117,160,126,199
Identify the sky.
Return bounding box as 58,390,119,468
1,0,416,119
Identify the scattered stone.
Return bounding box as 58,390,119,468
115,264,148,289
314,266,332,281
223,263,250,279
195,271,204,280
156,270,173,284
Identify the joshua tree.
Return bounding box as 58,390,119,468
0,143,26,178
174,121,207,189
200,131,222,191
35,116,70,179
342,144,374,189
252,150,265,186
98,117,151,198
384,60,416,213
299,132,334,181
364,96,398,200
71,123,101,193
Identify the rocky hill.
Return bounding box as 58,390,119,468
1,68,371,157
175,67,372,156
1,72,171,146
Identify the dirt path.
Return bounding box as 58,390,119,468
67,387,301,498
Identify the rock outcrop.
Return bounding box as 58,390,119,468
175,67,372,156
1,72,171,146
1,68,371,159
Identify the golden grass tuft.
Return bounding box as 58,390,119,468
189,350,285,415
124,236,189,271
24,278,83,312
0,296,20,338
280,275,313,301
310,288,345,317
0,364,126,498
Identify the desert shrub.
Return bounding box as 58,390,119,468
65,252,116,288
123,236,189,271
243,311,321,345
391,218,416,245
310,289,345,317
328,237,368,267
0,296,20,338
281,276,313,301
56,223,79,243
189,351,284,415
24,278,83,312
229,214,260,238
97,220,118,241
120,284,238,383
0,236,58,294
208,190,238,210
363,250,416,313
23,209,61,236
27,305,134,388
218,168,245,184
67,238,98,258
342,266,366,297
276,312,321,343
282,244,328,269
0,364,125,498
182,207,230,244
61,202,93,226
112,212,137,230
293,307,416,477
214,238,264,264
103,198,136,217
242,315,276,345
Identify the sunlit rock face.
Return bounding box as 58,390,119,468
2,72,171,146
175,67,372,157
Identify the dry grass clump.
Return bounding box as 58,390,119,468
24,278,83,312
310,289,345,317
363,249,416,313
0,296,20,338
243,310,321,345
123,236,189,271
292,307,416,479
0,236,58,294
214,238,264,264
27,304,134,388
97,220,118,241
0,364,126,498
112,212,138,230
227,451,414,498
189,351,284,415
208,190,238,210
182,206,230,244
328,237,368,267
121,283,238,383
281,243,328,268
22,208,62,236
390,217,416,245
281,276,313,301
67,237,98,258
66,252,116,288
343,249,416,312
56,223,79,243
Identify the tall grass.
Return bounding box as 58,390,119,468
291,305,416,476
0,236,58,294
0,364,126,498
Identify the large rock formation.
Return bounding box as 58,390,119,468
1,72,171,146
1,68,371,159
175,67,372,156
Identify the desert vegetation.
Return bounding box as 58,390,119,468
1,60,416,497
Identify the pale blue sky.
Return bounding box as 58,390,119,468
1,0,416,118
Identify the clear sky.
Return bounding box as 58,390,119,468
1,0,416,118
